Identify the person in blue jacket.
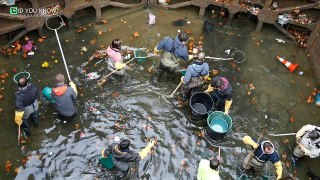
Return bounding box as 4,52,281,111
152,32,191,83
180,52,209,100
242,135,283,179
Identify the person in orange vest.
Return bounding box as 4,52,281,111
51,74,77,123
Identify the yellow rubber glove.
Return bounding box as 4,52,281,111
243,136,259,149
153,46,161,54
203,75,211,81
15,111,24,125
274,161,283,180
115,62,127,70
224,100,232,115
69,81,78,95
204,85,214,93
139,140,155,160
188,55,193,61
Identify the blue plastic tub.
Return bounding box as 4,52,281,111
206,111,232,140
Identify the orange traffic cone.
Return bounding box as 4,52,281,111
276,56,298,73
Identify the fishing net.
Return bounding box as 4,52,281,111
13,72,30,84
231,50,246,64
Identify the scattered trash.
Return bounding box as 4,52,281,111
276,39,285,43
28,51,34,56
41,62,49,68
225,49,231,55
298,71,304,75
5,160,12,173
148,12,156,26
86,72,100,80
81,47,87,52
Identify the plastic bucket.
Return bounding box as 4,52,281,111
189,92,214,121
99,154,114,170
179,69,186,76
13,72,30,84
42,87,55,103
134,49,148,63
206,111,232,140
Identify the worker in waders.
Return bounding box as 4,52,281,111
107,39,127,76
242,135,283,179
51,74,78,123
204,76,233,114
292,124,320,163
180,52,209,100
14,77,40,137
152,32,192,84
100,139,155,179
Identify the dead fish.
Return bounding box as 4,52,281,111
173,18,187,26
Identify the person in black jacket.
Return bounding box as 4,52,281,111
100,139,155,178
14,77,39,137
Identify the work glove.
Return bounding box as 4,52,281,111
204,85,214,93
203,75,211,81
224,100,232,115
188,55,193,61
153,46,161,54
274,161,283,180
181,76,186,84
69,81,78,95
139,140,155,160
15,111,24,125
243,135,259,149
115,62,127,70
296,137,301,143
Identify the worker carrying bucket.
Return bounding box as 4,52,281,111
275,56,298,73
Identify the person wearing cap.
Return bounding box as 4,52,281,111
101,139,155,177
197,157,221,180
242,135,283,180
204,76,233,114
180,52,209,100
152,32,192,84
51,74,78,122
14,77,40,137
293,124,320,160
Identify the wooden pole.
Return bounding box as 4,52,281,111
168,82,183,97
18,125,21,145
268,133,296,137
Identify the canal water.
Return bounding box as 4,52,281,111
0,5,319,180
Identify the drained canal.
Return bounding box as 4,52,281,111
0,5,319,180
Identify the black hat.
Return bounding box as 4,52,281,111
209,158,220,170
119,139,130,150
308,130,320,140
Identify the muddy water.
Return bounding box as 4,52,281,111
0,5,319,180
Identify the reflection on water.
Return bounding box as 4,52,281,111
0,5,319,180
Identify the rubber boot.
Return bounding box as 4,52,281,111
291,154,299,167
21,122,31,137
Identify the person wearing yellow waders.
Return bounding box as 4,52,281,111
100,139,155,179
14,76,40,137
152,32,192,84
197,157,221,180
204,76,232,115
242,136,283,180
